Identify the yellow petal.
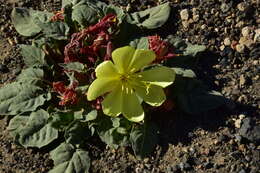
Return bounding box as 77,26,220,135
128,49,156,72
134,83,166,106
95,61,120,78
102,84,122,117
138,66,175,88
112,46,135,73
121,86,144,122
87,78,119,101
102,84,144,122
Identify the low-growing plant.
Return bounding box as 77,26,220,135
0,0,227,172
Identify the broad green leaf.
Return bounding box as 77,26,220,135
72,4,99,27
96,115,129,148
129,37,149,49
102,4,125,21
165,36,206,68
127,3,171,29
49,143,90,173
7,115,29,137
36,22,70,40
20,45,47,67
83,110,97,122
62,0,74,8
17,109,58,148
17,67,44,85
59,62,85,72
65,120,91,145
171,68,196,78
11,8,52,36
51,111,75,130
184,43,206,57
130,122,158,159
171,77,226,114
0,83,51,115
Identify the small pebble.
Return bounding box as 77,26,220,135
220,3,230,13
237,2,247,12
236,44,245,53
180,9,189,20
224,37,231,46
253,28,260,42
241,26,251,37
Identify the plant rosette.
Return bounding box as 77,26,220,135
0,0,227,172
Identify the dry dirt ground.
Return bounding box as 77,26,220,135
0,0,259,173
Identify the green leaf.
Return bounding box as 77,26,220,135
172,77,226,114
165,36,206,67
7,115,29,137
11,8,52,36
49,143,90,173
184,43,206,57
62,0,74,8
17,67,44,85
96,115,129,148
83,110,97,122
72,4,99,27
20,45,47,67
51,111,75,130
127,3,171,29
36,22,70,40
129,37,149,49
65,120,91,145
166,36,206,57
59,62,85,72
17,109,58,148
130,122,158,159
171,68,196,78
0,83,51,115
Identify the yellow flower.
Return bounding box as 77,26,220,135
87,46,175,122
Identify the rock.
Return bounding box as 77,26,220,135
220,3,230,13
235,134,242,143
238,117,260,144
224,37,231,46
239,37,254,49
203,161,213,169
242,26,252,37
238,169,246,173
192,14,199,22
236,44,245,53
239,74,247,86
237,2,247,12
201,24,207,30
220,45,225,51
182,21,189,28
254,28,260,42
0,64,8,73
180,9,189,20
179,162,191,171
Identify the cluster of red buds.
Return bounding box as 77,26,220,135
50,9,65,22
52,81,78,106
148,35,177,63
64,14,117,64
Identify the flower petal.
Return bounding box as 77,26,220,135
128,49,156,72
134,84,166,106
112,46,135,73
87,78,118,101
102,84,144,122
95,61,119,78
102,85,122,117
138,66,175,88
121,88,144,122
